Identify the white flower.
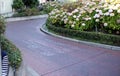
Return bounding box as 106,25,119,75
94,14,100,18
77,14,81,18
113,6,118,10
116,4,120,8
64,18,68,24
61,18,64,21
95,19,99,22
86,3,89,6
108,9,113,13
73,15,77,18
74,9,79,12
99,11,103,15
98,10,102,13
71,24,75,27
64,20,67,24
72,9,79,13
62,12,66,14
88,17,91,20
110,13,115,16
68,13,72,16
117,9,120,13
69,21,73,24
104,23,108,26
96,9,99,12
82,23,85,26
104,12,110,16
63,15,67,18
60,15,63,17
76,18,79,21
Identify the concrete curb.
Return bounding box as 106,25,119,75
26,66,40,76
40,24,120,51
6,14,48,22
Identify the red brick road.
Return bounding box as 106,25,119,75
5,18,120,76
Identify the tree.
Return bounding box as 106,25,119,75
12,0,24,11
22,0,39,8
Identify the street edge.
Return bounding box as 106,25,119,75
40,24,120,51
6,14,48,22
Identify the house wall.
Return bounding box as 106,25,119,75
0,0,46,15
0,0,13,14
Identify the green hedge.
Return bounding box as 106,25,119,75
1,36,22,69
46,22,120,46
0,16,5,35
0,15,22,69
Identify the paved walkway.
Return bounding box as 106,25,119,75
5,18,120,76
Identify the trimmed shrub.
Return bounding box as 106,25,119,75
46,21,120,46
1,36,22,69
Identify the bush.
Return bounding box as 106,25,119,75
0,16,5,35
1,36,22,69
46,21,120,46
12,0,24,11
22,0,39,8
13,8,40,17
42,1,61,13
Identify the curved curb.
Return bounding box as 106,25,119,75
40,24,120,51
6,14,48,22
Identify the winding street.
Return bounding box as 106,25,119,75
5,18,120,76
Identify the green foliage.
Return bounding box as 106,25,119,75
48,1,120,35
22,0,39,8
46,21,120,46
42,1,62,13
0,16,5,35
12,0,24,11
13,8,40,17
1,36,22,69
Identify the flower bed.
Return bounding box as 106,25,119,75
48,1,120,35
